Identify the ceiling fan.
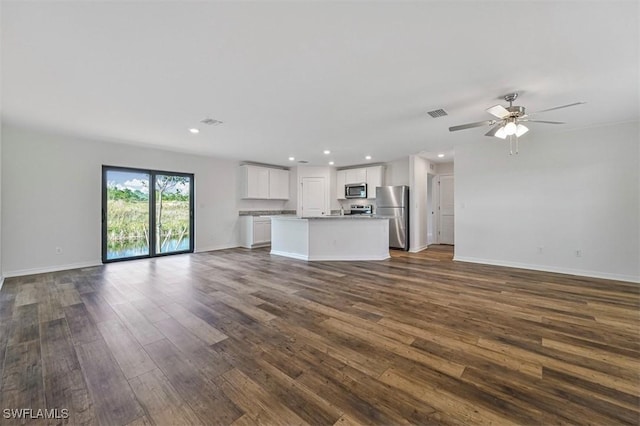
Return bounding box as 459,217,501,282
449,93,585,154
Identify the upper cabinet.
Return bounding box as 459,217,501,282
241,165,290,199
336,170,347,199
268,168,290,200
336,165,385,200
365,166,384,199
345,168,367,184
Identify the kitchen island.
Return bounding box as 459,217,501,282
270,215,389,261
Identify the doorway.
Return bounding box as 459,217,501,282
102,166,194,262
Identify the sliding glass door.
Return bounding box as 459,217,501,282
154,174,192,255
102,166,194,262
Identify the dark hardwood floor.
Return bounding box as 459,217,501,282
0,245,638,425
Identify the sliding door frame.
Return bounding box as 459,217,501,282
102,165,195,263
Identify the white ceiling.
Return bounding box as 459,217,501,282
2,1,638,168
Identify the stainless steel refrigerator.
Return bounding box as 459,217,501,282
376,185,409,251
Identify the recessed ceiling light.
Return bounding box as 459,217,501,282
365,155,372,160
189,128,199,134
323,150,331,155
329,161,335,165
437,153,445,158
288,156,295,161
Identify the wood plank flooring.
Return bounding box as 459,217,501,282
0,245,638,425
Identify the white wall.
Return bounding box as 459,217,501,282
455,121,640,283
385,157,410,186
435,162,454,175
409,155,433,252
1,124,252,276
0,0,3,287
0,121,3,287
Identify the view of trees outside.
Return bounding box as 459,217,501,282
106,170,191,260
155,174,191,254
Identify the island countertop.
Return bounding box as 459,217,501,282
263,215,387,220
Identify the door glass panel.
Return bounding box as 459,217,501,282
155,174,191,254
105,170,150,260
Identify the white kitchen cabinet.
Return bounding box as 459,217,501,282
365,165,384,199
239,216,271,248
269,168,290,200
241,165,289,199
345,168,367,184
336,166,385,200
336,170,347,200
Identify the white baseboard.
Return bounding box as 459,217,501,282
309,254,390,261
453,256,640,284
3,261,102,278
270,250,390,261
3,245,241,278
195,243,241,253
270,250,309,261
409,244,429,253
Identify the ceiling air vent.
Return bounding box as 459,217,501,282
201,118,223,126
297,160,309,164
427,109,448,118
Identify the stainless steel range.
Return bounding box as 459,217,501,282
349,204,373,215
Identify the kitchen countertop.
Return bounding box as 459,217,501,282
238,210,296,216
267,215,387,220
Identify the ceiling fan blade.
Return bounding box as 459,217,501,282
486,104,510,118
484,125,503,137
530,102,586,114
449,120,495,132
522,120,565,124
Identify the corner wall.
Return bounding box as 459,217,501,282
385,157,410,186
0,0,3,286
1,124,247,277
409,155,432,253
0,122,3,288
454,121,640,282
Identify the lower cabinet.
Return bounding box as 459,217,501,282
239,216,271,248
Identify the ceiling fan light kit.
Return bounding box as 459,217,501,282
504,121,517,135
448,92,584,155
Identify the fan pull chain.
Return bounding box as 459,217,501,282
508,135,520,155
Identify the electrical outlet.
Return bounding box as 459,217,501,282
55,247,62,255
575,249,582,257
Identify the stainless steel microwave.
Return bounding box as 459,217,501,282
345,183,367,199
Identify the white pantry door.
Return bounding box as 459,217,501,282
301,177,326,217
439,174,455,245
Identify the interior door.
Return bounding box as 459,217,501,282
301,177,326,217
439,174,455,245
